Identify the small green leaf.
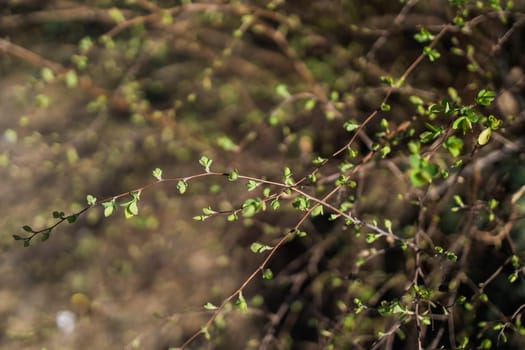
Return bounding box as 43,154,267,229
262,268,274,280
102,200,115,217
444,135,464,157
312,156,326,165
275,84,290,98
384,219,392,232
508,271,519,283
423,46,440,62
67,215,77,224
217,135,238,151
65,70,78,88
477,128,492,145
304,98,316,111
12,234,23,240
227,213,238,221
41,231,50,241
52,211,65,219
228,169,239,181
446,252,458,262
488,115,502,129
86,194,97,206
366,233,378,243
236,292,248,313
23,240,30,247
475,89,496,106
152,168,163,181
203,302,217,310
380,102,391,111
246,180,260,191
177,179,188,194
270,199,280,210
201,326,210,340
414,28,434,43
41,67,55,82
202,206,216,215
23,225,33,233
296,230,307,237
283,167,295,186
250,242,273,254
380,76,394,86
128,201,138,216
292,196,310,211
108,7,125,23
380,145,391,158
311,205,324,217
199,155,213,172
343,120,359,132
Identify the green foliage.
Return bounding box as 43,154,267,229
8,1,525,350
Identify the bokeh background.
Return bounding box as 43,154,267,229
1,1,525,349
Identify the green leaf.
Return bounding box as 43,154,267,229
203,302,217,310
12,234,23,240
283,167,295,185
227,213,238,221
41,231,50,241
304,98,316,111
270,199,280,210
475,89,496,106
202,206,216,215
477,128,492,145
311,205,324,217
246,180,260,191
366,233,378,243
199,155,213,172
414,28,434,43
452,116,472,133
446,252,458,262
275,84,290,98
41,67,55,82
52,211,63,219
343,120,359,132
102,200,115,217
152,168,163,180
262,268,274,280
67,215,77,224
444,135,464,157
228,169,239,181
86,194,97,206
236,292,248,313
295,230,307,237
380,102,391,111
423,46,440,62
177,179,188,194
380,145,391,158
250,242,273,254
108,7,125,23
217,135,238,151
201,326,210,340
380,76,394,86
65,70,78,88
242,198,263,217
23,225,33,233
128,201,139,216
488,115,502,129
292,196,310,211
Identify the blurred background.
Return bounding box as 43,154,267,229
1,1,525,349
